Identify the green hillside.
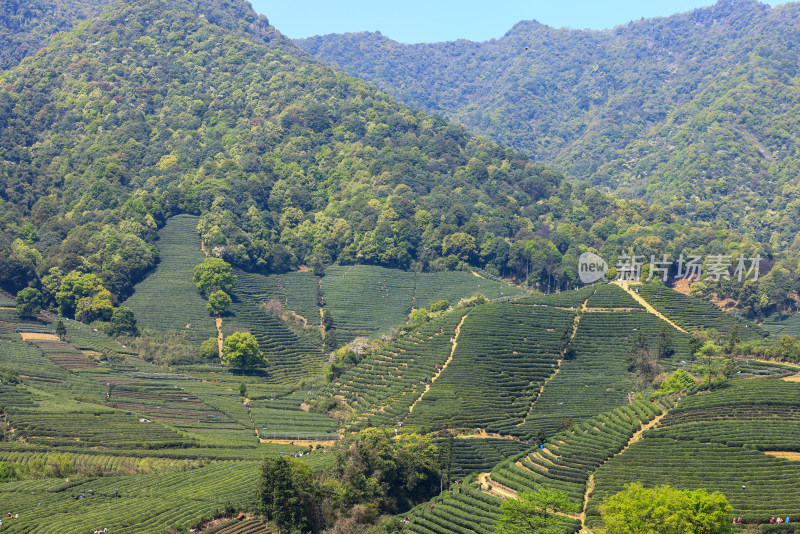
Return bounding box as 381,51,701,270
1,279,799,531
123,214,216,344
298,2,800,240
406,302,574,434
1,0,800,530
322,265,524,339
0,0,110,70
0,0,773,320
638,283,766,339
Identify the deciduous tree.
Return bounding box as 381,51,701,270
16,287,43,318
600,483,733,534
494,489,579,534
222,332,266,370
193,258,236,298
207,289,232,316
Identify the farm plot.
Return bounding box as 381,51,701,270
322,265,417,339
63,319,138,357
404,487,580,534
123,214,217,344
638,284,765,339
0,336,68,382
6,410,197,450
328,310,469,431
0,460,261,533
406,303,574,434
585,283,643,309
233,270,320,325
515,285,595,308
105,381,245,436
491,400,662,505
0,290,15,307
645,379,800,451
222,299,325,384
518,310,687,437
252,391,338,439
445,438,530,480
412,271,526,309
0,382,197,450
763,314,800,338
405,489,505,534
320,266,525,342
588,438,800,526
28,339,98,371
213,519,270,534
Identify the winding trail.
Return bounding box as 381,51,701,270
215,316,223,358
612,281,687,334
407,314,468,414
517,297,589,427
478,472,518,500
578,411,666,532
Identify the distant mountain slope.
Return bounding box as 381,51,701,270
0,0,790,325
297,0,800,246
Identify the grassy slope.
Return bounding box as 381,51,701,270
123,215,216,344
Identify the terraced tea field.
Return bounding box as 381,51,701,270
222,298,326,384
638,284,765,339
518,310,687,437
0,460,261,533
123,215,217,344
330,310,469,431
406,303,574,434
322,265,525,340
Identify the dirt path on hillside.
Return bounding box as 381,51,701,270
612,281,688,334
578,411,665,531
407,314,468,414
517,298,588,427
259,438,338,447
216,317,223,358
478,472,518,500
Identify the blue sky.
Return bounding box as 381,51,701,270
250,0,776,43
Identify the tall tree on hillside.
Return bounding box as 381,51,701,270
600,482,732,534
15,287,43,318
193,258,236,298
207,289,232,316
627,331,660,387
494,489,579,534
222,332,266,370
257,456,322,534
657,326,675,359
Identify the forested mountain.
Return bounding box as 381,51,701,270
0,0,111,70
0,1,739,296
0,0,794,322
298,0,800,250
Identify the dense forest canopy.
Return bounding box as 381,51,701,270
298,0,800,251
0,0,795,322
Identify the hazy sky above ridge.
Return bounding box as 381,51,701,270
251,0,776,43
